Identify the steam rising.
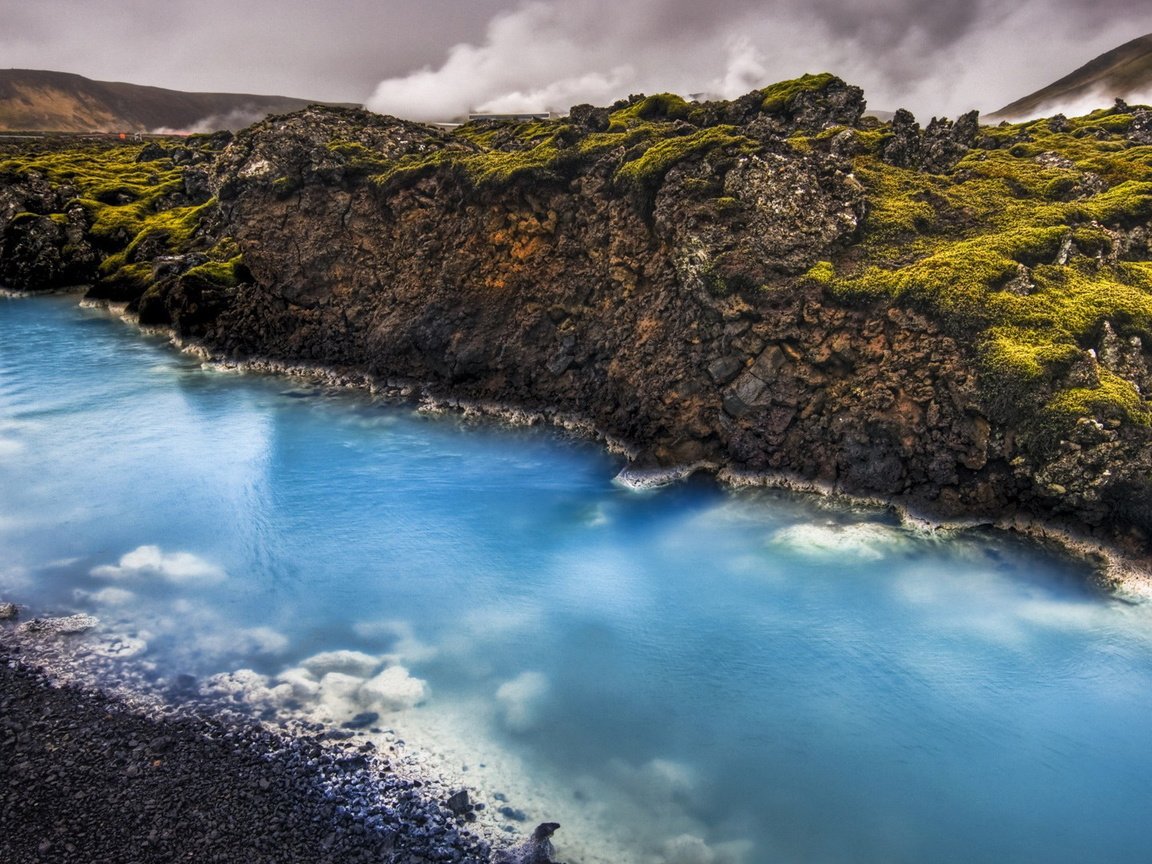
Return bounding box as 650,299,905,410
365,0,1152,122
998,84,1152,122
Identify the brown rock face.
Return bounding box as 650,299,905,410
200,107,1019,525
4,93,1148,566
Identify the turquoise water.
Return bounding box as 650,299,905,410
3,294,1152,864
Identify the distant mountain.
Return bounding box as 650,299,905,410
0,69,356,133
992,33,1152,119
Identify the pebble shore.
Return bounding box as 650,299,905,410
1,636,499,864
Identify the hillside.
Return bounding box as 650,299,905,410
0,69,353,133
993,33,1152,119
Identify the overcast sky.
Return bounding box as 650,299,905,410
3,0,1152,120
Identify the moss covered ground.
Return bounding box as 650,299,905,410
6,83,1151,448
0,136,239,291
806,106,1152,435
343,89,771,195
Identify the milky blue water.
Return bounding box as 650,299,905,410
3,294,1152,864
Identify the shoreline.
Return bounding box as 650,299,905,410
8,288,1151,594
50,290,1152,598
0,599,602,864
159,311,1152,599
0,630,501,864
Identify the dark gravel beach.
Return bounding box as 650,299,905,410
0,639,496,864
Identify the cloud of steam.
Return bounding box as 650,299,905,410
367,1,793,120
152,106,272,135
998,84,1152,121
366,0,1152,122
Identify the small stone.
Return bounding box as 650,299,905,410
706,356,745,385
445,790,471,815
342,711,380,730
498,805,527,822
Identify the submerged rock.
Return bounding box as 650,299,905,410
494,822,562,864
16,613,99,635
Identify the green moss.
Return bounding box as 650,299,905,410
607,93,697,130
369,150,454,190
1047,369,1151,425
9,211,43,226
363,102,764,195
183,254,245,288
1070,180,1152,224
759,73,838,113
464,137,567,186
326,141,389,176
614,125,758,189
816,107,1152,435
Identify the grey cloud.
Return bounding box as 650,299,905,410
2,0,1151,121
0,0,510,101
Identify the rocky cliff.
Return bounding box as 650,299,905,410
3,75,1151,575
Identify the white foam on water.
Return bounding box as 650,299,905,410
554,550,652,621
317,671,367,721
658,833,753,864
274,667,322,701
351,619,440,663
361,665,428,712
767,522,907,561
301,649,383,678
584,504,611,527
0,565,32,592
437,606,543,677
0,514,33,534
203,669,294,712
91,545,226,585
74,586,137,606
201,626,291,658
0,436,25,457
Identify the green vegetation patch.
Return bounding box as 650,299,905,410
759,73,839,113
613,125,759,190
1,139,243,293
333,99,768,197
809,104,1152,433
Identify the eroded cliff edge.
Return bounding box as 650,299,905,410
3,76,1152,575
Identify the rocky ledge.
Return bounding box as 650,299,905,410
2,76,1151,578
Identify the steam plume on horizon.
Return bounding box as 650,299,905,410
3,0,1152,124
366,0,1152,122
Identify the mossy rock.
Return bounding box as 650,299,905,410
812,103,1152,437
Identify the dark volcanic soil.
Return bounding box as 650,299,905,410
0,640,493,864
